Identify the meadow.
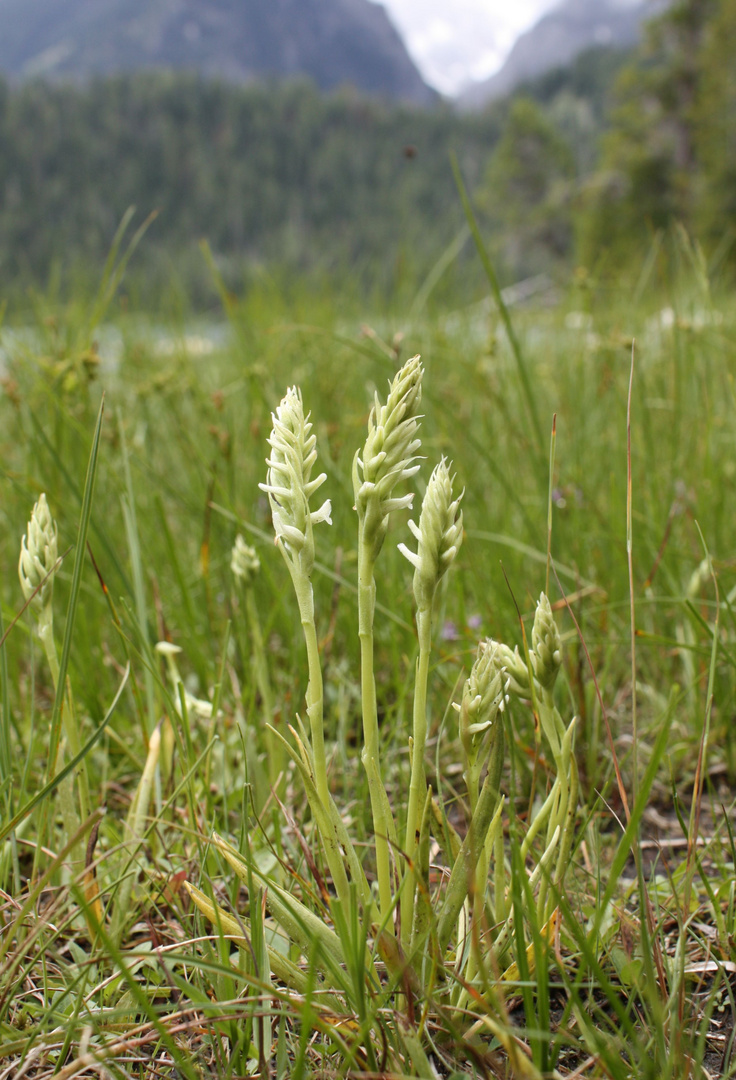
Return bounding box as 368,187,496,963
0,229,735,1079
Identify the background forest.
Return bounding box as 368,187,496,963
0,0,732,309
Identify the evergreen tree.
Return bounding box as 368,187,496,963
480,97,575,279
578,0,727,270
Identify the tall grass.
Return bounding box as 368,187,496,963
0,241,733,1076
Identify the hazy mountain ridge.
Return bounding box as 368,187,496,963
0,0,434,104
460,0,670,107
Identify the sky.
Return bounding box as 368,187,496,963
379,0,561,96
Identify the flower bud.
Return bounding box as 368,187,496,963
398,458,463,613
531,592,562,690
259,387,331,579
231,534,260,586
19,493,58,611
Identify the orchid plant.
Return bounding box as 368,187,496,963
187,357,579,1067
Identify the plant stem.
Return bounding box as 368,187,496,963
402,606,432,951
437,724,504,954
297,587,328,808
358,537,396,929
38,603,91,826
293,573,354,910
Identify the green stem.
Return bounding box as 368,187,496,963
520,777,559,860
402,606,432,950
38,606,60,689
461,795,505,996
298,590,328,808
292,569,354,911
38,605,91,826
552,754,579,904
437,724,505,955
358,536,396,929
494,813,506,928
465,759,481,816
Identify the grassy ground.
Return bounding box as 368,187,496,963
0,244,735,1078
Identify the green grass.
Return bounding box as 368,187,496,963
0,243,735,1078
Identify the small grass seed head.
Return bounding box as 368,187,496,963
353,354,423,562
19,493,58,611
456,639,509,765
531,592,562,690
259,386,331,579
398,457,463,613
230,534,260,586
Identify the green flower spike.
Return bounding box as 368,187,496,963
457,640,510,770
531,592,562,691
259,386,332,580
19,493,58,611
260,386,337,844
400,458,463,948
353,356,424,929
353,354,423,563
20,492,93,859
398,457,464,613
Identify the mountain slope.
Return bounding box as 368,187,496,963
0,0,434,104
460,0,668,107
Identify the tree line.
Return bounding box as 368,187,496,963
0,0,732,307
0,74,503,304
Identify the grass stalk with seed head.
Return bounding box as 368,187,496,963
398,456,463,948
353,355,423,927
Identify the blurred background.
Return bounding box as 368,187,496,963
0,0,731,311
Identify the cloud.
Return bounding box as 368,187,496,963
378,0,559,95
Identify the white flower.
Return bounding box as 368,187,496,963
456,640,509,763
398,458,463,613
259,387,331,579
231,534,260,586
353,355,423,562
19,493,58,611
531,593,562,691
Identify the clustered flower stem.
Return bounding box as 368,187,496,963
354,356,423,930
185,364,582,1022
496,593,577,925
399,458,464,949
259,388,365,915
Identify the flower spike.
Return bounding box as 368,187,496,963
353,355,423,563
398,457,464,613
259,386,331,579
19,493,58,611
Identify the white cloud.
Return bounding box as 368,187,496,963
378,0,561,95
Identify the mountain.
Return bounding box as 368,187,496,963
0,0,434,105
460,0,669,108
